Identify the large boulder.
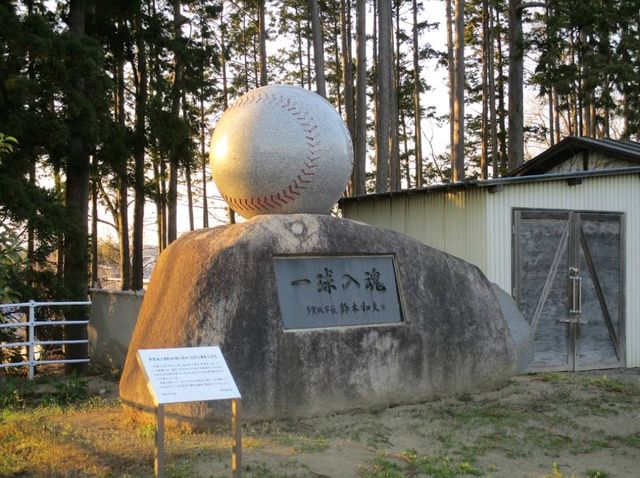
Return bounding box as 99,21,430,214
120,214,517,424
491,284,534,373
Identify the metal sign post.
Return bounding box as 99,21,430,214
155,404,165,478
137,346,242,478
231,399,241,477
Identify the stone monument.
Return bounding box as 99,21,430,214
120,85,528,426
209,84,353,218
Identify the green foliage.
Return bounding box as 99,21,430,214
0,380,24,409
136,423,156,438
0,226,27,303
0,134,18,160
52,371,88,403
529,0,640,138
0,373,87,412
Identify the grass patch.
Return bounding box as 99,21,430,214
585,469,609,478
586,375,640,396
0,371,88,410
275,433,330,454
359,451,484,478
349,422,394,448
1,370,640,477
530,373,571,383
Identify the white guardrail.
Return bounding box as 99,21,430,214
0,300,91,379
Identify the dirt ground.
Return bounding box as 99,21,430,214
1,367,639,477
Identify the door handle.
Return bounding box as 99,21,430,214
569,268,582,315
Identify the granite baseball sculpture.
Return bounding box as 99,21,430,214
209,84,353,219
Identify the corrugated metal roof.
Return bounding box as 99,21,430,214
506,136,640,177
339,166,640,205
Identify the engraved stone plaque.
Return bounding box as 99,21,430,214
273,255,404,329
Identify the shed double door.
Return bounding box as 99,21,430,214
513,209,625,371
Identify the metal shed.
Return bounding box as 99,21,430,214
340,137,640,371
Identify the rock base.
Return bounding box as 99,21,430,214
120,214,518,425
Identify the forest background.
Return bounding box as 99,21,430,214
1,0,639,366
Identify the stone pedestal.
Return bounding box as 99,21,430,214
120,214,518,425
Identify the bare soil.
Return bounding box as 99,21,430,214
1,367,639,477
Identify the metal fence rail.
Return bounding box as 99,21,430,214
0,300,91,379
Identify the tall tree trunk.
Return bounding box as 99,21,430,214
389,0,400,191
603,82,611,138
161,160,167,249
182,94,194,232
580,30,590,137
481,0,489,179
508,0,524,170
306,17,312,90
401,111,410,188
200,95,209,229
622,92,630,139
295,5,305,87
64,0,89,373
185,161,194,230
258,0,267,86
333,25,343,113
54,166,64,277
26,1,35,266
309,0,326,97
353,0,366,196
340,0,355,147
553,88,561,143
117,161,130,290
252,30,260,88
412,0,423,187
168,0,182,244
545,4,555,147
115,22,130,290
221,3,229,108
131,2,147,291
452,0,465,181
570,31,578,136
548,87,555,146
91,160,98,288
446,0,455,167
488,0,499,178
242,14,250,92
28,164,35,259
496,9,508,172
153,157,163,252
375,0,392,193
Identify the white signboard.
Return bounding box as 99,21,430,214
137,346,241,405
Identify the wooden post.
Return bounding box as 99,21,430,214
155,404,165,478
231,399,242,477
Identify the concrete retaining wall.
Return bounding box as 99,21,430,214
89,289,143,370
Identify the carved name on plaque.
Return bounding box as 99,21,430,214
273,255,404,329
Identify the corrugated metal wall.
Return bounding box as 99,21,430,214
342,174,640,366
486,175,640,366
342,188,488,273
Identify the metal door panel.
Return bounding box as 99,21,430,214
513,209,625,372
576,214,624,369
514,211,571,371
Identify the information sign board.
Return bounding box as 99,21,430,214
137,346,241,405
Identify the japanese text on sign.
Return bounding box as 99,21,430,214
273,255,404,329
137,346,241,405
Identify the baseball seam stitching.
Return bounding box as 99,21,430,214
222,92,319,214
